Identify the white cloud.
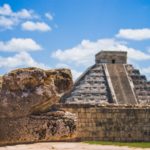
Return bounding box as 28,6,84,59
0,4,12,16
71,69,82,81
52,38,150,67
22,21,51,32
140,67,150,80
0,4,54,30
116,28,150,40
0,4,34,29
0,16,17,29
55,63,82,80
55,63,70,68
0,52,48,70
0,4,40,29
13,9,35,19
45,12,53,20
141,67,150,74
0,4,35,19
0,38,42,52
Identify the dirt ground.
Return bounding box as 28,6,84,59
0,142,150,150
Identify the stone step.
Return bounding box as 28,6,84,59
83,78,106,82
131,75,147,81
74,87,106,92
64,64,112,104
126,65,150,104
71,91,107,96
106,64,137,104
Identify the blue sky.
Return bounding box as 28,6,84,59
0,0,150,80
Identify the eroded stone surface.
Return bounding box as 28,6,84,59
0,67,73,118
0,110,77,145
0,76,2,90
0,67,77,145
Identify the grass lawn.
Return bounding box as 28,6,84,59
84,141,150,148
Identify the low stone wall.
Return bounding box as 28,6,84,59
54,104,150,142
1,104,150,145
0,111,77,146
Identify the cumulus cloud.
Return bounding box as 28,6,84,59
0,4,38,29
0,4,54,30
0,4,12,16
12,9,35,19
0,52,48,70
0,4,54,31
55,63,82,80
22,21,51,32
0,4,35,19
45,12,53,20
0,16,17,29
141,67,150,74
139,66,150,80
0,38,42,52
116,28,150,40
52,38,150,67
71,69,82,81
52,38,150,80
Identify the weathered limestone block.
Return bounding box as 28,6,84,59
0,67,77,145
0,76,2,90
0,67,73,118
0,110,77,145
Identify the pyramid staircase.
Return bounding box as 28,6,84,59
125,64,150,104
62,64,112,103
62,51,150,105
106,64,137,104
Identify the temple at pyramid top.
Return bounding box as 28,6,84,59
61,51,150,105
95,51,127,64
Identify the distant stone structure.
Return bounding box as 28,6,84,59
62,51,150,105
95,51,127,64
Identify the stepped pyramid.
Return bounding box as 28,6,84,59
61,51,150,105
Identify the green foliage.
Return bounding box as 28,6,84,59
84,141,150,148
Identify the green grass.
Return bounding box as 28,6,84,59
84,141,150,148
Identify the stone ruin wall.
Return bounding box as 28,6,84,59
0,111,77,146
55,104,150,142
1,103,150,144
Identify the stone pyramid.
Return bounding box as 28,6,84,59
62,51,150,105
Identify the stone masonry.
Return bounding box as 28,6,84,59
61,64,112,104
62,51,150,105
55,104,150,142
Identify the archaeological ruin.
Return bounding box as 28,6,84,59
62,51,150,105
0,51,150,145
